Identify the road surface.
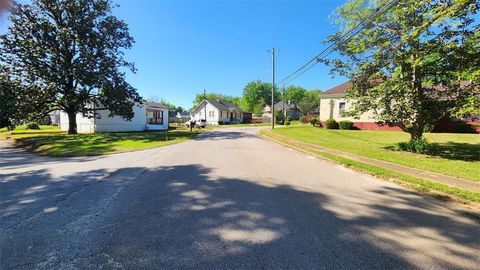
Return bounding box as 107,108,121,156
1,127,479,269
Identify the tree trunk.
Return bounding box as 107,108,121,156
409,125,423,141
67,110,77,134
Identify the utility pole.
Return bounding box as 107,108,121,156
282,83,285,120
204,89,207,122
269,48,276,130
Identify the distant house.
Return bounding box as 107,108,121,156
48,110,60,125
59,101,169,133
191,99,243,124
262,101,301,120
169,111,190,123
275,101,302,120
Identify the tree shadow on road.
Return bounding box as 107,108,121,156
1,164,478,269
98,165,480,269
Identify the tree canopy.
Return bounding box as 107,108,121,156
283,86,306,105
192,92,240,108
241,80,280,114
326,0,480,140
0,0,141,134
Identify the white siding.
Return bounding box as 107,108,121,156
192,102,220,124
59,111,95,133
94,105,146,132
59,103,170,133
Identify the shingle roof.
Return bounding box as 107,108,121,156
192,99,243,112
322,81,352,95
145,101,170,109
274,101,297,110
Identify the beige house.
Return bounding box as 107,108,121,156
320,81,399,130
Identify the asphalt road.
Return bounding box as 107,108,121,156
0,127,479,269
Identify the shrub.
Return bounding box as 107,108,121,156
274,110,284,125
394,137,433,154
25,122,40,130
300,115,309,124
339,120,353,130
309,118,319,127
423,123,434,133
285,120,291,126
218,120,224,125
325,119,339,129
286,116,292,122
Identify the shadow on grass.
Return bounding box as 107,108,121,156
1,164,479,269
13,130,201,157
428,142,480,161
385,141,480,162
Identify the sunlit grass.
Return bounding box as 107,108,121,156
272,125,480,182
12,129,200,156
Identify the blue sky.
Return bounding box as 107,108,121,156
1,0,348,108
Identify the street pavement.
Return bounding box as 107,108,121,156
0,127,479,269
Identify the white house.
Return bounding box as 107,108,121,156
59,101,169,133
191,99,243,124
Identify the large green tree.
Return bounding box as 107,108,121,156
0,0,141,134
298,90,321,115
241,80,280,114
326,0,479,140
0,72,17,130
283,85,306,105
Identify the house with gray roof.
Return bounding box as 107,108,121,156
190,99,244,124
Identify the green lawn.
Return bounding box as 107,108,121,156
11,128,200,156
272,126,480,182
0,125,63,140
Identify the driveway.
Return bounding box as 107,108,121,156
0,127,479,269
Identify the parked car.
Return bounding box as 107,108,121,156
185,119,207,128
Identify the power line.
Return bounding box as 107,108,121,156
279,0,399,86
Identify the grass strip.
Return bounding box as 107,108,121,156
261,130,480,203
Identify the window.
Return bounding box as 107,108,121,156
209,111,215,118
338,102,346,116
148,110,163,125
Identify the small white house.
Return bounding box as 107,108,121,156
191,99,243,124
59,101,169,133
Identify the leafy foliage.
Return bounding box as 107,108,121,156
453,96,480,119
0,72,18,130
25,122,40,130
241,80,280,114
339,120,354,130
325,0,480,140
297,90,321,115
325,119,339,129
274,110,284,124
394,137,433,154
283,86,306,104
309,117,320,127
0,0,141,134
192,92,239,108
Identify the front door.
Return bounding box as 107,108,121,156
230,112,233,121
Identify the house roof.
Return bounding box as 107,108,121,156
322,81,352,95
322,80,477,97
192,99,243,113
145,101,170,110
274,101,297,110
